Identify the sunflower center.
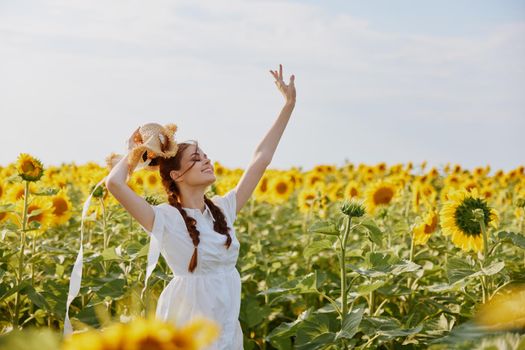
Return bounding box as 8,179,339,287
148,175,158,185
53,198,68,216
454,197,491,236
27,205,43,223
172,334,191,347
16,190,25,201
137,336,164,349
373,187,394,205
350,188,358,197
276,182,288,194
0,212,6,221
310,176,321,186
22,160,35,173
260,178,268,192
424,214,438,234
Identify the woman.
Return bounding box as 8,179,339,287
105,64,296,349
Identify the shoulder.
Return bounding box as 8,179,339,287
154,202,185,225
210,188,237,224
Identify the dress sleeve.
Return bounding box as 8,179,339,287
212,188,238,224
139,204,166,239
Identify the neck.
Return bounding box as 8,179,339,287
178,186,207,212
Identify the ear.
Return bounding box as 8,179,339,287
170,169,183,183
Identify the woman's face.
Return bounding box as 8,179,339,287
171,145,216,186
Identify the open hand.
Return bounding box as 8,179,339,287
269,64,296,105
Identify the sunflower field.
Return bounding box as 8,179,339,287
0,153,524,349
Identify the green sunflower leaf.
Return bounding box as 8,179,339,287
307,220,340,236
497,231,525,249
446,257,476,284
304,239,333,259
358,219,383,247
335,306,365,340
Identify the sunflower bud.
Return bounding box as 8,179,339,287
16,153,44,182
340,199,366,218
472,208,485,223
91,184,106,198
145,195,162,206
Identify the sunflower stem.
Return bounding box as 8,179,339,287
407,232,416,289
100,198,108,275
13,181,30,328
479,218,489,262
477,212,493,300
29,233,37,316
369,239,375,316
340,215,352,324
99,197,113,317
305,202,314,268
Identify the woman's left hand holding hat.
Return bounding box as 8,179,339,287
127,126,142,153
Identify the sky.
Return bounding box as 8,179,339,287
1,0,524,173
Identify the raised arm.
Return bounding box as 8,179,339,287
105,128,156,233
234,64,296,213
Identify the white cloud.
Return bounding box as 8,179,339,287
0,0,523,171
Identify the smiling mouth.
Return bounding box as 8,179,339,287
202,169,214,174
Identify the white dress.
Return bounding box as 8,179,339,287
140,189,243,350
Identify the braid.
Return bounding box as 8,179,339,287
204,196,232,249
166,179,200,272
159,149,234,273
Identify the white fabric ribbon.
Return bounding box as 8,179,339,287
63,176,106,336
140,205,165,300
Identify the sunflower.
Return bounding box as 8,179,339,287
412,210,439,245
61,329,106,350
254,174,271,202
16,153,44,182
326,182,343,202
444,174,463,188
123,317,182,350
473,166,486,178
145,172,160,190
439,188,499,253
49,191,73,227
298,188,317,214
127,176,145,197
479,185,496,202
212,161,226,177
364,180,399,215
304,172,325,188
428,167,440,179
4,182,38,203
63,317,206,350
14,196,54,234
0,209,12,225
475,285,525,331
463,180,479,192
411,182,437,214
268,174,294,204
48,172,69,189
343,181,361,200
176,316,221,349
288,170,303,189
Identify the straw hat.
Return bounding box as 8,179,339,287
105,123,179,176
